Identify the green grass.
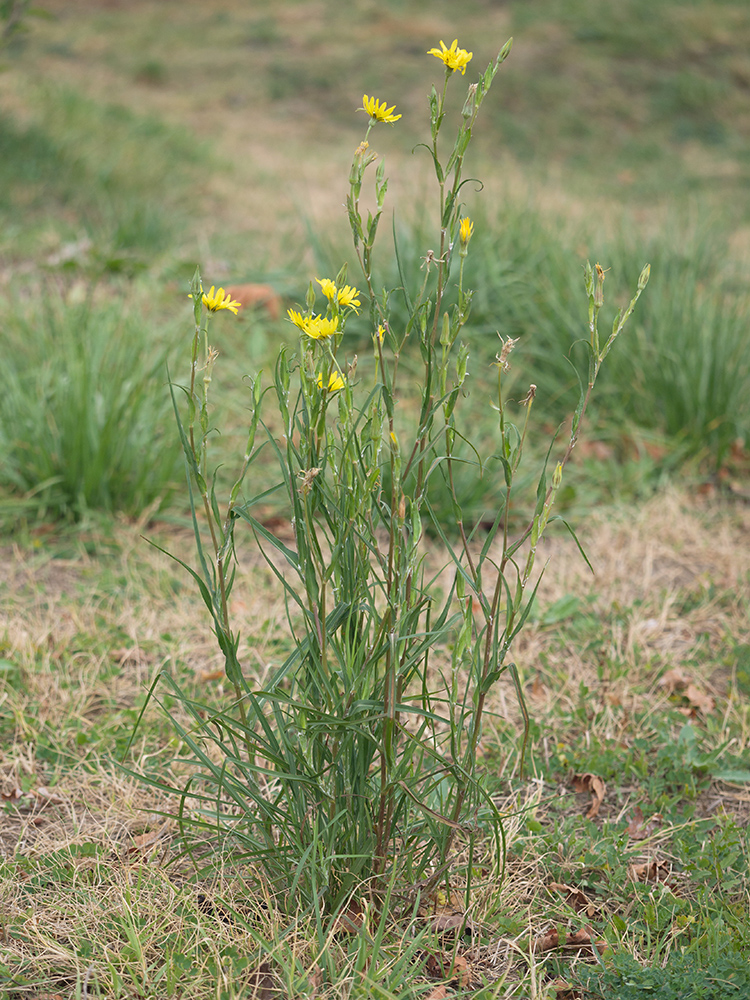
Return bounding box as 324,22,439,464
0,281,185,522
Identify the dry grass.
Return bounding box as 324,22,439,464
2,490,749,995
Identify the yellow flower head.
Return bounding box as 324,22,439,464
376,324,385,343
336,284,361,312
362,94,402,124
316,278,361,313
427,39,473,75
305,315,339,340
316,278,337,301
317,370,345,392
189,285,242,315
287,308,310,333
459,217,474,246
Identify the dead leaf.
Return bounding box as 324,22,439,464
430,902,475,937
332,900,363,934
549,981,584,1000
128,820,172,853
247,961,282,1000
198,668,225,683
424,988,451,1000
627,806,662,840
566,926,607,953
1,787,22,801
307,969,323,996
658,667,691,693
112,647,146,667
630,859,672,884
32,786,65,805
685,683,715,715
571,772,606,818
532,926,559,952
224,283,283,320
424,952,471,987
533,925,606,954
531,675,546,698
548,882,594,916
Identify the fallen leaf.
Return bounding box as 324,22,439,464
532,927,559,952
424,952,471,987
198,668,225,683
630,859,672,884
32,786,65,805
332,899,363,934
224,283,283,320
533,925,606,954
129,820,173,853
685,683,715,715
424,988,451,1000
549,980,585,1000
571,772,606,818
430,903,475,937
548,882,594,916
1,787,22,801
626,806,662,840
531,675,546,698
247,961,282,999
658,667,691,693
566,926,607,953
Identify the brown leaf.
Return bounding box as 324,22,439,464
247,961,282,1000
1,787,22,801
533,925,606,954
424,988,451,1000
549,979,585,1000
571,772,606,818
548,882,591,914
31,786,65,805
430,905,475,937
630,859,672,884
224,283,283,320
658,667,691,693
332,900,363,934
198,668,225,683
685,683,715,715
129,820,172,853
424,952,471,987
627,806,662,840
532,926,559,952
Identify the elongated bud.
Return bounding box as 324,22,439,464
594,262,606,309
440,311,451,346
461,83,478,119
552,462,563,489
638,263,651,290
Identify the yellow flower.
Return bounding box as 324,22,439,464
317,370,345,392
427,39,473,75
362,94,402,124
305,315,339,340
287,308,310,333
459,217,474,245
316,278,361,313
336,284,361,312
189,285,242,314
376,324,385,343
316,278,337,301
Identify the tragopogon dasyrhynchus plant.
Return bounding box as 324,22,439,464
146,35,649,919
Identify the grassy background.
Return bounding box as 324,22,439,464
1,1,750,997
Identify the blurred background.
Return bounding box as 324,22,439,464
1,0,749,525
